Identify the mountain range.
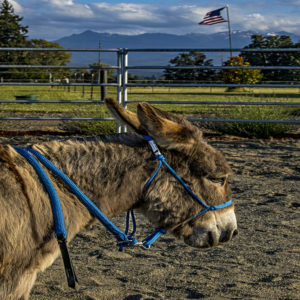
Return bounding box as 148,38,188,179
55,30,300,76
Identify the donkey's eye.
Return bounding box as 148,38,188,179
206,176,226,186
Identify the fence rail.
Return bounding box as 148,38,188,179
126,83,300,88
125,48,300,52
127,66,300,70
0,48,119,52
0,82,118,86
0,65,119,69
0,47,299,128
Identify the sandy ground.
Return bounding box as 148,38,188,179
0,131,299,300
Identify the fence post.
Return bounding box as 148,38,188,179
116,49,123,133
100,70,107,100
90,85,93,100
121,49,128,133
122,49,128,109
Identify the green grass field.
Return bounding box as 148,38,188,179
0,85,299,137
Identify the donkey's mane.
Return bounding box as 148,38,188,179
29,133,146,150
74,133,146,148
22,133,148,156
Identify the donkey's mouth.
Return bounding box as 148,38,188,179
184,231,218,248
219,228,239,243
184,227,238,248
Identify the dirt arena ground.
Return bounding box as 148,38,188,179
0,131,299,300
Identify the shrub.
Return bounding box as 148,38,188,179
62,120,115,135
222,56,262,90
214,105,292,138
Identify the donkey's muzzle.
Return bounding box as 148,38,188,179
207,227,237,247
184,226,238,248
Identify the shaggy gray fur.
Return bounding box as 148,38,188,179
0,99,237,299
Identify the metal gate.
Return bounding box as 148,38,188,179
0,47,299,132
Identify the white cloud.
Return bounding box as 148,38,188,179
38,0,93,18
93,3,159,23
51,0,74,6
239,12,300,33
41,0,74,7
244,13,270,31
91,3,204,26
13,1,300,40
9,0,23,13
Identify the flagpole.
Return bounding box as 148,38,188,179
225,4,233,57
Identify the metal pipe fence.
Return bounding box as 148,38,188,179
122,48,300,126
0,47,299,128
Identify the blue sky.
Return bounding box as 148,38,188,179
8,0,300,40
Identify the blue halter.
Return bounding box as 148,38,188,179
142,135,233,220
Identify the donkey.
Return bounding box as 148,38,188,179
0,98,237,299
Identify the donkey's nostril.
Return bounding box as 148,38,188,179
219,228,238,243
207,231,218,247
219,230,231,243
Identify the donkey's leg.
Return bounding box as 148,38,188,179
13,271,37,300
5,242,60,300
3,268,38,300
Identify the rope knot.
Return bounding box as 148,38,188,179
117,237,139,251
155,154,165,161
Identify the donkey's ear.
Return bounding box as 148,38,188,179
105,98,145,133
137,102,201,148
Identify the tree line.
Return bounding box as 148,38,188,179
164,35,300,84
1,0,300,84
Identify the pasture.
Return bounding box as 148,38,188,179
0,85,299,137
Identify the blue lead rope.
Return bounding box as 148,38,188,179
15,147,77,288
15,147,164,251
124,209,166,249
16,147,138,247
15,147,67,238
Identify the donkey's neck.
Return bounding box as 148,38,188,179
33,135,155,217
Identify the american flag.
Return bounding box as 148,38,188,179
199,7,227,25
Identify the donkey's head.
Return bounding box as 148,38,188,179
105,98,237,248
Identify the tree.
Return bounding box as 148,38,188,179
241,34,300,82
0,0,28,70
23,39,72,82
0,0,28,47
0,1,72,81
221,55,262,86
164,51,216,82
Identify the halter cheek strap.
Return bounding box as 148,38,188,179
142,135,233,219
